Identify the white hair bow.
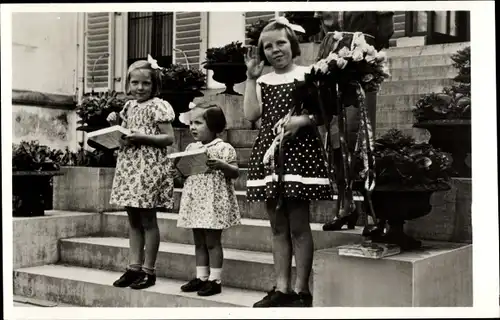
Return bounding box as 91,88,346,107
147,54,163,70
178,102,198,125
271,16,306,34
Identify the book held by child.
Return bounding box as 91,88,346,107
87,125,131,150
167,148,210,177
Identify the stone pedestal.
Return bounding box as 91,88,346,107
312,241,472,307
52,166,121,212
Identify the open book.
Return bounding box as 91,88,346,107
87,125,131,150
337,242,401,259
167,148,209,177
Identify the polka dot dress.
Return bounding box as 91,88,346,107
246,73,334,202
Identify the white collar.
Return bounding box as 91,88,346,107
194,138,223,149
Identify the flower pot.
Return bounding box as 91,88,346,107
160,90,204,127
204,62,247,96
13,171,63,217
362,183,451,251
413,119,471,178
52,166,121,212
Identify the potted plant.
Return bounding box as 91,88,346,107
412,46,471,177
52,145,121,213
202,41,248,95
160,63,206,127
75,90,127,132
12,141,64,217
354,129,453,250
283,11,321,43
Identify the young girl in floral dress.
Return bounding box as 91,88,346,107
243,17,334,307
175,102,240,297
106,59,175,290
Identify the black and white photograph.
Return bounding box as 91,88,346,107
2,2,498,319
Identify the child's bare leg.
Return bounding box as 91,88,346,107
288,199,313,294
140,209,160,273
126,207,144,270
267,198,292,293
193,229,209,269
205,229,223,284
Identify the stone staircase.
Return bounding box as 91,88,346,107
13,41,472,307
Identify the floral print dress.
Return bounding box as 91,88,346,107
110,97,175,210
177,138,241,230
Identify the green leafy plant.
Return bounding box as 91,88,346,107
203,41,247,65
161,64,206,92
58,146,117,168
12,141,62,172
75,90,127,129
413,46,471,121
356,129,453,189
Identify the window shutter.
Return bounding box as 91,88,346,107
244,12,276,45
84,12,115,92
174,12,202,69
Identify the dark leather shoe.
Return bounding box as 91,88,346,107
113,269,145,288
197,280,222,296
253,288,296,307
286,292,313,307
129,273,156,290
181,278,207,292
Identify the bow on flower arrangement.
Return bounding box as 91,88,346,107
296,31,391,230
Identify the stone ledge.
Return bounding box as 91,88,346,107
12,89,76,110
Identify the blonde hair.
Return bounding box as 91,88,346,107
125,60,162,97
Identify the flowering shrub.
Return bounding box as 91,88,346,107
203,41,247,64
246,19,269,46
161,64,206,92
413,46,471,121
355,129,453,189
12,141,62,171
76,91,127,129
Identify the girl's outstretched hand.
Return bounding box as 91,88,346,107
245,45,265,80
283,115,309,138
107,112,120,125
123,129,147,143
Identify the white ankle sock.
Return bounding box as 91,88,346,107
196,266,209,281
208,268,222,284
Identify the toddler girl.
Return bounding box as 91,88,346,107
107,59,175,290
176,102,241,296
243,17,334,307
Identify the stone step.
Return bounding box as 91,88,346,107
58,237,293,292
386,42,470,58
13,295,79,307
377,93,428,111
14,264,263,307
102,211,362,253
388,54,457,71
388,65,457,81
171,188,365,224
379,78,454,96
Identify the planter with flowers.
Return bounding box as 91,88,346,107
12,141,64,217
202,41,248,96
352,129,453,250
412,46,471,177
52,145,122,213
159,63,206,127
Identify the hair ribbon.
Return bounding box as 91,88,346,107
147,54,163,70
271,16,306,34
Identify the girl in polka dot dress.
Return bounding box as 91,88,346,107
243,18,334,308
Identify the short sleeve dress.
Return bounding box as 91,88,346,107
110,97,175,210
246,66,334,202
177,138,241,230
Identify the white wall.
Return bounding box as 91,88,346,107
12,12,78,95
206,12,246,92
12,12,80,151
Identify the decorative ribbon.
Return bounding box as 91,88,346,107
147,54,163,70
271,16,306,34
